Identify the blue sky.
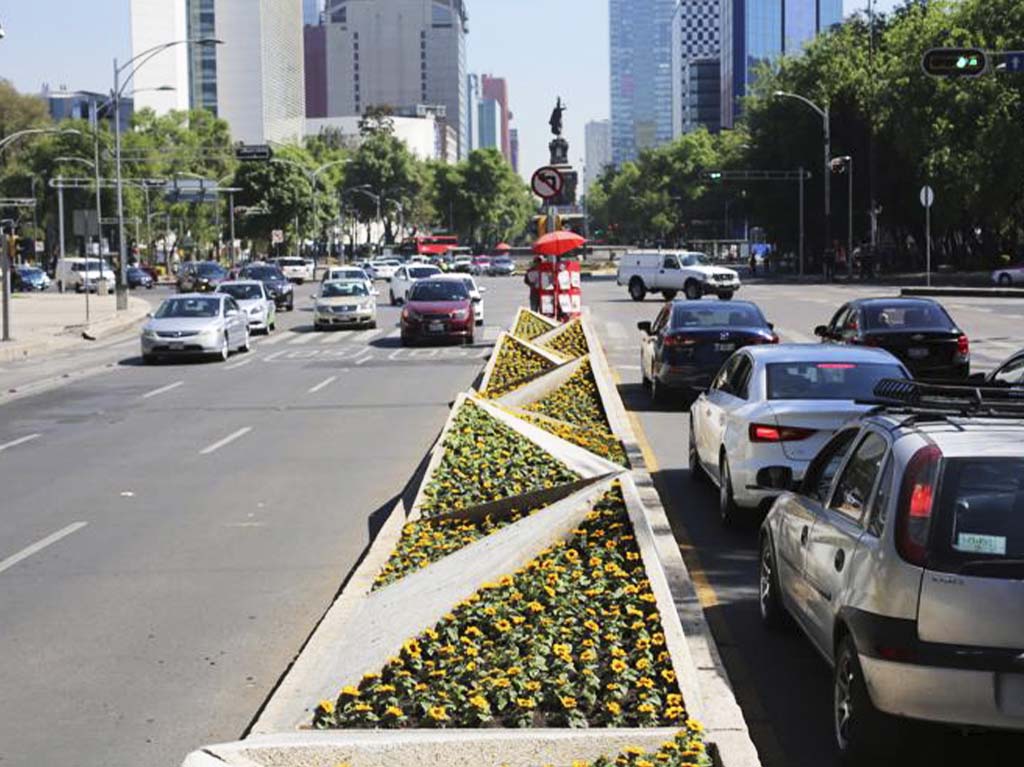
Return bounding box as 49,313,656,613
0,1,899,179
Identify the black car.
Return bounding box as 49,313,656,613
177,261,227,293
814,297,970,380
126,266,155,289
638,299,778,402
238,264,294,311
12,266,50,292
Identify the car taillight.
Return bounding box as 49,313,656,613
957,334,970,357
663,335,697,347
748,424,817,443
895,445,942,566
857,335,882,347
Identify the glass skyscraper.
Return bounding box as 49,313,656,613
721,0,842,128
609,0,677,166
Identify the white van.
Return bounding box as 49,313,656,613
616,250,741,301
55,258,115,294
273,257,314,284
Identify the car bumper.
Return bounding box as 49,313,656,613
703,281,741,296
655,364,719,390
730,447,809,508
268,293,293,307
141,335,221,356
315,310,374,327
860,656,1024,731
247,316,270,330
402,321,473,342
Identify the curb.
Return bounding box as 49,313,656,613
901,286,1024,299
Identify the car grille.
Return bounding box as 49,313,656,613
333,305,358,313
422,313,451,322
156,330,200,339
711,274,733,282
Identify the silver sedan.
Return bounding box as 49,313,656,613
140,293,250,364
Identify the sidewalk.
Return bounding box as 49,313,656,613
0,292,151,364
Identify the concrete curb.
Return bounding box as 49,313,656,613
901,286,1024,299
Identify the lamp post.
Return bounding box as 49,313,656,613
111,38,221,311
773,91,831,273
832,156,854,279
55,156,102,317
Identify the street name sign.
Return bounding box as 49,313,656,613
531,166,564,200
236,144,273,162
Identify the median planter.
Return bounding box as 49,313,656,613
479,332,565,398
511,307,560,342
535,318,589,361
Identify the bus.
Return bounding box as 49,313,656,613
400,234,460,258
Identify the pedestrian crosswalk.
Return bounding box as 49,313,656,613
250,324,502,351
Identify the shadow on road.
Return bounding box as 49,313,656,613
616,381,693,414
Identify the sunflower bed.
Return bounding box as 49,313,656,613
525,359,610,431
576,725,712,767
484,335,558,397
418,401,579,516
521,413,628,467
316,486,689,731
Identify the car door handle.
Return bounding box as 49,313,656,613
800,526,809,546
834,549,846,572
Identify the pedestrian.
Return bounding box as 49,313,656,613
823,246,836,282
749,251,757,277
525,256,542,312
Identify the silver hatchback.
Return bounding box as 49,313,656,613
760,379,1024,761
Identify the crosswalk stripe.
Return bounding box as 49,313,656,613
319,331,349,344
604,320,628,341
351,328,381,342
288,333,318,346
253,331,287,347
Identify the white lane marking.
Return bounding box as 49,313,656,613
288,333,317,346
352,328,383,343
141,381,183,399
0,522,88,576
224,356,257,371
355,354,373,366
483,326,501,342
307,376,337,394
618,364,641,372
319,332,348,344
605,321,628,341
199,427,253,456
0,434,41,453
255,332,288,347
263,350,288,362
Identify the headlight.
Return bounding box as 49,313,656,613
403,308,420,322
249,307,261,316
282,283,293,293
142,328,158,339
451,309,469,320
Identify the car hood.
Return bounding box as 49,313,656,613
700,266,738,278
318,296,372,307
407,300,470,314
145,317,223,334
235,298,268,312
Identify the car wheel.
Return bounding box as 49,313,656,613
662,290,678,301
759,535,789,629
268,320,275,333
287,298,294,312
719,291,735,301
218,335,230,362
628,277,647,302
389,290,397,306
719,455,740,527
688,426,706,483
684,280,702,300
314,322,324,332
834,635,899,763
401,335,412,347
999,274,1012,287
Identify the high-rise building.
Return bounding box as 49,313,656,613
305,24,328,118
129,0,306,144
609,0,676,166
721,0,842,128
584,119,612,193
304,0,323,25
323,0,469,158
509,127,519,174
480,75,511,163
44,88,135,134
477,98,501,151
671,0,721,136
466,74,481,152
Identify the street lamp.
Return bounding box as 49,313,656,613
54,155,102,310
831,156,854,279
112,38,221,310
773,90,831,275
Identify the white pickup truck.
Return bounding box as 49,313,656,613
616,251,741,301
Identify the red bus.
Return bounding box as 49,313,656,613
401,234,459,257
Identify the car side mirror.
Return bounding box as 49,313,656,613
814,325,828,338
637,321,652,334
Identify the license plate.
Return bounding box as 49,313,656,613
908,347,929,359
997,674,1024,716
169,342,184,350
428,321,445,333
714,343,736,352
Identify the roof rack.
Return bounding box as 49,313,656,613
862,378,1024,421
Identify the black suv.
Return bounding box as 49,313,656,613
238,264,294,311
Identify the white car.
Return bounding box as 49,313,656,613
389,264,443,305
688,344,909,525
216,280,276,334
992,264,1024,286
368,259,401,281
323,266,372,291
434,272,486,325
54,257,116,293
314,279,377,330
274,257,314,283
617,251,741,302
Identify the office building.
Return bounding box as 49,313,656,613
721,0,843,128
129,0,306,144
609,0,676,166
323,0,469,157
477,98,501,151
307,113,448,160
481,74,511,163
305,24,328,118
671,0,721,136
584,119,612,193
466,74,481,152
509,127,519,173
44,87,134,134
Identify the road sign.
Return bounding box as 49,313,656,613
922,48,989,78
920,185,935,208
1003,52,1024,72
531,166,564,200
236,144,273,162
271,229,284,245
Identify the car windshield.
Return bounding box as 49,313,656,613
494,257,512,264
219,284,263,301
862,302,954,332
155,297,221,319
322,282,368,297
244,267,284,281
409,267,440,279
196,263,225,277
671,304,764,328
277,258,305,267
73,261,105,272
410,280,469,302
932,458,1024,572
766,362,906,400
332,269,365,280
681,254,710,267
20,268,43,277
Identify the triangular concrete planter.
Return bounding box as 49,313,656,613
509,306,559,342
533,317,588,360
477,332,566,398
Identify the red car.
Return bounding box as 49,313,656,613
401,279,476,346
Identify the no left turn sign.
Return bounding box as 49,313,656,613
531,166,564,200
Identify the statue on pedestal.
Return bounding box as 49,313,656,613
548,97,566,137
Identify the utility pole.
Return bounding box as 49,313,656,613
799,167,805,277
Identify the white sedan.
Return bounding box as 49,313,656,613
216,280,276,334
434,273,486,325
992,265,1024,287
368,259,401,281
389,264,443,305
688,344,909,526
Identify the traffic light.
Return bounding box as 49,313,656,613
706,171,723,182
922,48,989,78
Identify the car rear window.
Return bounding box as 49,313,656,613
410,280,469,302
278,258,305,267
672,304,765,329
929,458,1024,576
862,302,955,331
766,362,907,400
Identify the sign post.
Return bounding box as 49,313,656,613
920,185,935,287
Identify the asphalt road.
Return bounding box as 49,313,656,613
0,277,521,767
586,278,1024,767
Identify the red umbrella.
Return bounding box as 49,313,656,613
494,242,512,252
532,231,586,257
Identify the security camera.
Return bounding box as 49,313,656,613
0,22,6,40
